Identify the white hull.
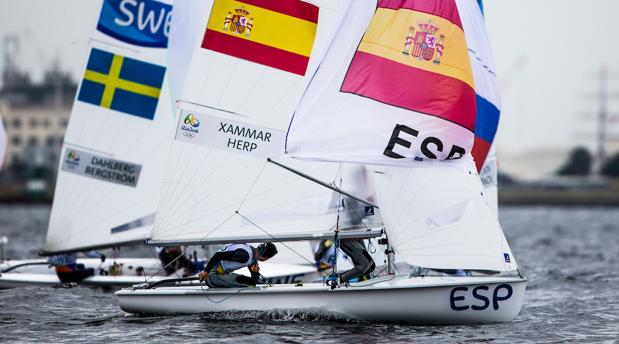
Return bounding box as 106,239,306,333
0,258,320,289
0,258,163,289
117,274,527,324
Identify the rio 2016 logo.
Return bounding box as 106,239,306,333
180,113,200,139
184,114,200,128
67,150,80,162
65,150,81,167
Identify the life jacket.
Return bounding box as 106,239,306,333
216,243,255,274
315,240,336,270
54,265,77,273
48,254,78,273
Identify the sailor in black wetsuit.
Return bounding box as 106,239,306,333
198,242,277,288
47,251,105,284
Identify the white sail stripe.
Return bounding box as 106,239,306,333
153,143,198,228
156,156,259,233
154,147,217,228
158,176,338,237
155,157,264,231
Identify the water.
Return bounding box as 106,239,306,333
0,205,617,343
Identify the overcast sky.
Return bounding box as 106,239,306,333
1,0,618,177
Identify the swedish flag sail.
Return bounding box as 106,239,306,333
78,48,165,120
43,0,175,254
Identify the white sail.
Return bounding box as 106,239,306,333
149,0,363,246
283,0,517,271
167,0,211,102
480,145,498,216
375,159,516,271
287,0,476,165
44,0,176,253
459,0,502,216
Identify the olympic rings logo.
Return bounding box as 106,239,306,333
182,131,195,139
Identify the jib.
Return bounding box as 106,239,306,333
450,284,513,311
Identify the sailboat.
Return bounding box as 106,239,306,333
0,0,325,289
116,0,526,324
0,0,176,288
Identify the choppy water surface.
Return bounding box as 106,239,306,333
0,205,617,343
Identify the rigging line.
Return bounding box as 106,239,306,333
156,141,191,227
153,144,200,227
237,161,268,211
157,150,233,229
198,54,217,103
155,191,337,235
145,213,237,282
332,163,343,185
214,59,241,108
225,163,341,205
154,145,218,226
267,158,378,209
156,161,257,231
236,68,266,117
235,211,315,266
157,157,263,230
161,143,198,219
254,75,302,125
199,281,234,303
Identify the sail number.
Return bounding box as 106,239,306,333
450,284,513,311
383,124,466,161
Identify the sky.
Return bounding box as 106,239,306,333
1,0,618,177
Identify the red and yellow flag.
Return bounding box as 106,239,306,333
341,0,476,131
201,0,319,76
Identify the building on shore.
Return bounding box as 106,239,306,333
0,62,76,200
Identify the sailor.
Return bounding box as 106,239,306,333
156,246,197,277
338,196,376,283
198,242,278,288
313,239,336,271
47,250,105,284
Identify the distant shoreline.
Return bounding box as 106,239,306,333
2,191,619,207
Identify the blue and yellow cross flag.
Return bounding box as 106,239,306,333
77,48,166,120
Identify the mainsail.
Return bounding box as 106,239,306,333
286,0,518,272
43,0,175,254
148,0,373,247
